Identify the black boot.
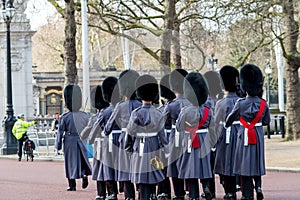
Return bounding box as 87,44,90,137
224,193,236,200
67,179,76,191
105,194,118,200
171,196,184,200
82,175,88,189
203,187,212,200
256,187,264,200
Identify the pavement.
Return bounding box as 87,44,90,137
0,134,300,199
1,134,300,172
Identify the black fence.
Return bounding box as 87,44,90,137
265,115,285,139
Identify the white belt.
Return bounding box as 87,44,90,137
111,130,122,134
121,128,127,132
136,132,158,137
243,122,262,146
164,129,172,133
220,121,240,125
185,128,208,134
241,122,262,126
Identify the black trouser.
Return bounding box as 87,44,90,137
68,178,76,188
253,176,262,190
241,176,262,198
200,178,210,190
186,179,199,199
241,176,254,198
172,177,185,197
124,181,135,198
17,135,27,159
157,177,171,197
97,181,106,197
107,180,118,195
139,184,156,200
208,150,216,194
223,175,236,194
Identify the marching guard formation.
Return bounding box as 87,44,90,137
55,64,270,200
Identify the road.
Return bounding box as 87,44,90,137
0,159,299,200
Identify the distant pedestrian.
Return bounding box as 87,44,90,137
225,64,270,200
51,113,60,131
55,84,92,192
12,114,36,161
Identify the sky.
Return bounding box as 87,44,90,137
25,0,58,30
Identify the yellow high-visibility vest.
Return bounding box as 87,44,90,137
12,119,35,140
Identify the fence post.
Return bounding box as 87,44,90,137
274,115,278,134
266,124,271,139
280,116,285,138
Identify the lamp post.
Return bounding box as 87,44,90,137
1,0,16,155
265,60,273,104
208,53,218,71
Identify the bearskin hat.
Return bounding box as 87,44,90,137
204,71,223,97
240,64,264,97
136,74,159,101
91,85,109,110
64,84,82,112
184,72,208,106
169,69,188,94
102,76,118,103
118,70,140,100
160,74,176,100
219,65,239,92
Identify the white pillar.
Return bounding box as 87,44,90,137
81,0,90,112
273,23,285,112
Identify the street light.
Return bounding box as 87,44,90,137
208,53,218,71
265,60,273,104
1,0,16,155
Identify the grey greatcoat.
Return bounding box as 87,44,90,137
56,111,92,179
97,105,120,181
214,92,240,176
225,96,270,176
104,99,142,181
127,104,168,184
81,110,104,181
163,95,191,178
176,105,213,179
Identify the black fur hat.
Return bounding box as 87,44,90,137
219,65,239,92
160,74,176,100
91,85,109,110
118,70,139,100
204,71,223,97
169,69,188,94
240,64,264,96
184,72,208,106
136,74,159,101
102,76,118,103
64,84,82,112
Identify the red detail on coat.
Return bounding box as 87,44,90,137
239,99,266,144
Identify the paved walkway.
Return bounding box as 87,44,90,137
2,134,300,172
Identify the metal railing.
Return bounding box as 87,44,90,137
27,127,57,156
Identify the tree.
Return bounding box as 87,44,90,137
279,0,300,140
63,0,78,85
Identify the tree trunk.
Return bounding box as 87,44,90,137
159,0,175,76
282,0,300,140
64,0,78,85
172,18,182,69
